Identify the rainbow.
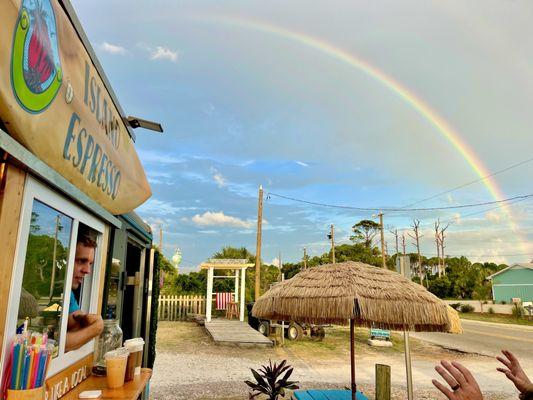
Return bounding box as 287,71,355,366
199,15,529,257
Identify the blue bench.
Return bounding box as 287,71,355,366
293,390,369,400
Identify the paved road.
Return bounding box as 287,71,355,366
412,319,533,361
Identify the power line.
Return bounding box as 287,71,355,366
416,252,533,257
402,155,533,208
266,191,533,212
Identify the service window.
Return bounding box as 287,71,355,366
2,176,105,377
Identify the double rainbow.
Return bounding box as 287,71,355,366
200,15,529,257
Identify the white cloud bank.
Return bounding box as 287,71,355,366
99,42,127,55
191,211,254,229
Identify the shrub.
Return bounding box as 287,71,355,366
512,305,525,319
500,300,507,305
449,303,462,311
460,304,475,313
488,307,495,314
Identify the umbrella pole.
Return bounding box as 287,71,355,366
404,331,413,400
350,319,356,400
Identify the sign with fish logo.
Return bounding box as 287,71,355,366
12,0,62,113
0,0,151,215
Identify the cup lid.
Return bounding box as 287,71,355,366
104,347,129,359
124,338,144,347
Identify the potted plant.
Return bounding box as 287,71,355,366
245,359,299,399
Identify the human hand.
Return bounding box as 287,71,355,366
497,350,533,396
432,360,483,400
72,311,90,327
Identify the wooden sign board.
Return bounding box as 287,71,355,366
0,0,151,214
45,355,93,400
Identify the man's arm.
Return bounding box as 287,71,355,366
65,313,104,352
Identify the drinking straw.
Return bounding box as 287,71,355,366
31,346,40,389
35,350,48,388
2,342,13,394
20,350,30,390
15,342,24,390
27,347,35,389
10,343,19,390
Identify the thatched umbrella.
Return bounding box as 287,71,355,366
253,261,461,400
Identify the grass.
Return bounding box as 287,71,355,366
282,325,431,355
460,312,533,326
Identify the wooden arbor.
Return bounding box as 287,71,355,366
200,259,254,323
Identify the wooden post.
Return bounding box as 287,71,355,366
303,247,307,269
350,319,356,400
255,185,264,300
206,267,214,322
234,269,239,302
240,267,246,322
404,331,414,400
375,364,391,400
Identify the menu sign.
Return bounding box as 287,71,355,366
0,0,151,214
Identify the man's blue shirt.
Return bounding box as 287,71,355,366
69,292,80,314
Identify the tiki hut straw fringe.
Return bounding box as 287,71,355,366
253,261,462,334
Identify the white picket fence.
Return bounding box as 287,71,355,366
158,295,206,321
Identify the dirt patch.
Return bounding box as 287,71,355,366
151,322,513,399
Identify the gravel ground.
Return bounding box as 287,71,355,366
150,322,517,399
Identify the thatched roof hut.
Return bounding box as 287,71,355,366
253,261,461,333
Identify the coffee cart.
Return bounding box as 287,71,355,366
0,1,161,398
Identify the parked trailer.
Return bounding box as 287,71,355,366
248,303,326,341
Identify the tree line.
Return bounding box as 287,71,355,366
160,219,509,302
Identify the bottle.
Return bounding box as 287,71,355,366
93,319,123,376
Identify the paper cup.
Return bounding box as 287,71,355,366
104,348,129,389
124,338,144,380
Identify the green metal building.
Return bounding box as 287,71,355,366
488,263,533,303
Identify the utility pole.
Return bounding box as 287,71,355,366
440,224,449,276
255,185,264,300
303,247,308,270
434,220,441,277
378,212,386,269
49,215,60,303
328,225,336,264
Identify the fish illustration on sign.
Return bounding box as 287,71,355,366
11,0,62,113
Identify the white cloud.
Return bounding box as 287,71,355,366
452,213,462,225
270,257,281,268
99,42,127,55
210,168,226,188
138,149,185,164
138,199,199,216
191,211,254,229
150,46,178,62
486,211,503,223
447,194,454,204
295,161,309,167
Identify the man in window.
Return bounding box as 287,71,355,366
65,228,104,352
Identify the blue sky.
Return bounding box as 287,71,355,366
72,0,533,272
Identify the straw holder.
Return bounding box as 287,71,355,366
6,387,45,400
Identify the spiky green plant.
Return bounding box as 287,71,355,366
245,360,299,400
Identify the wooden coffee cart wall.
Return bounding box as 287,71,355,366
0,0,160,398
